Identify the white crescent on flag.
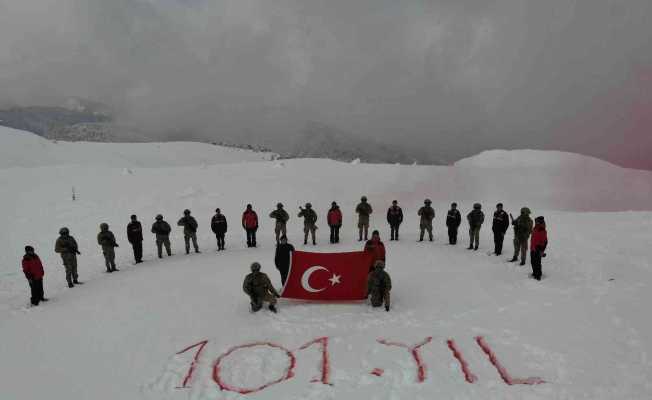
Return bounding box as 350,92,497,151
301,266,329,293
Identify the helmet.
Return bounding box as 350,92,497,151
59,227,69,235
392,200,398,205
250,262,261,272
331,201,337,206
520,207,531,215
215,208,220,213
374,260,385,269
246,204,252,209
277,202,283,208
424,199,432,204
305,202,312,208
473,203,481,209
496,203,503,208
361,196,367,201
183,209,191,215
100,223,109,231
130,214,137,220
25,245,35,253
155,214,163,220
372,230,380,236
535,216,545,224
451,202,457,208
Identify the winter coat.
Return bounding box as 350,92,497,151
327,207,343,227
269,209,289,223
211,214,228,234
243,272,279,299
492,210,510,234
97,230,118,248
242,210,259,230
364,238,386,264
298,208,318,226
151,220,172,237
446,209,462,228
22,254,45,280
418,206,435,223
127,221,143,243
530,224,548,252
177,216,198,235
55,235,79,255
467,209,485,228
355,202,373,217
386,206,404,226
274,243,295,269
513,215,533,240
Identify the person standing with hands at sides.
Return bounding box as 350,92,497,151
492,203,510,255
356,196,373,241
274,236,294,285
446,203,462,245
22,246,48,306
97,223,119,272
151,214,172,258
127,215,144,263
242,204,259,248
530,216,548,280
510,207,533,265
386,200,403,241
364,230,386,272
55,227,82,288
211,208,228,251
298,203,318,245
417,199,435,242
327,201,343,244
269,203,289,244
178,209,200,254
467,203,485,250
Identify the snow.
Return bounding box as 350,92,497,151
1,127,652,399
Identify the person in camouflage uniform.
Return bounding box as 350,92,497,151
298,203,318,245
269,203,290,244
243,262,280,313
417,199,435,242
54,227,82,288
97,223,119,272
151,214,172,258
367,260,392,311
467,203,485,250
446,202,462,245
510,207,533,265
491,203,510,255
355,196,373,241
178,209,200,254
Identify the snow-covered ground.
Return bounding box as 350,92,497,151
1,127,651,399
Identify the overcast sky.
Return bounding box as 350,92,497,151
1,0,651,168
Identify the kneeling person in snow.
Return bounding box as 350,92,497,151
22,246,48,306
367,260,391,311
530,216,548,281
97,223,119,272
243,262,280,313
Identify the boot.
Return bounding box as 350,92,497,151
112,267,119,272
73,280,83,285
474,246,478,251
68,282,74,288
509,257,518,262
106,268,112,273
520,261,526,266
467,246,473,250
269,304,278,313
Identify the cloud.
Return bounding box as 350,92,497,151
1,0,651,167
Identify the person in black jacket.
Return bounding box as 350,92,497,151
386,200,403,241
446,203,462,245
467,203,485,250
211,208,228,251
274,236,295,286
127,215,144,263
491,203,510,255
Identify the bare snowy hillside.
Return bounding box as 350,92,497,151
1,128,651,400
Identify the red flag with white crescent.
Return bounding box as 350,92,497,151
281,251,374,301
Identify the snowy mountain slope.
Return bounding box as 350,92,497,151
0,126,276,168
1,129,651,400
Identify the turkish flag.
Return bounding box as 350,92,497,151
281,251,374,301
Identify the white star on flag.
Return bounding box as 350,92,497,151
328,274,341,286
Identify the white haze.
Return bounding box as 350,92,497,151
1,0,651,168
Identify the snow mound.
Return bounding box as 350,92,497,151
454,149,621,170
0,126,276,168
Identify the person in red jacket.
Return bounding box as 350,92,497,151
242,204,259,248
364,230,386,272
530,216,548,281
327,201,343,244
22,246,48,306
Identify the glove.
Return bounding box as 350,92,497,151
76,251,81,255
542,253,547,258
